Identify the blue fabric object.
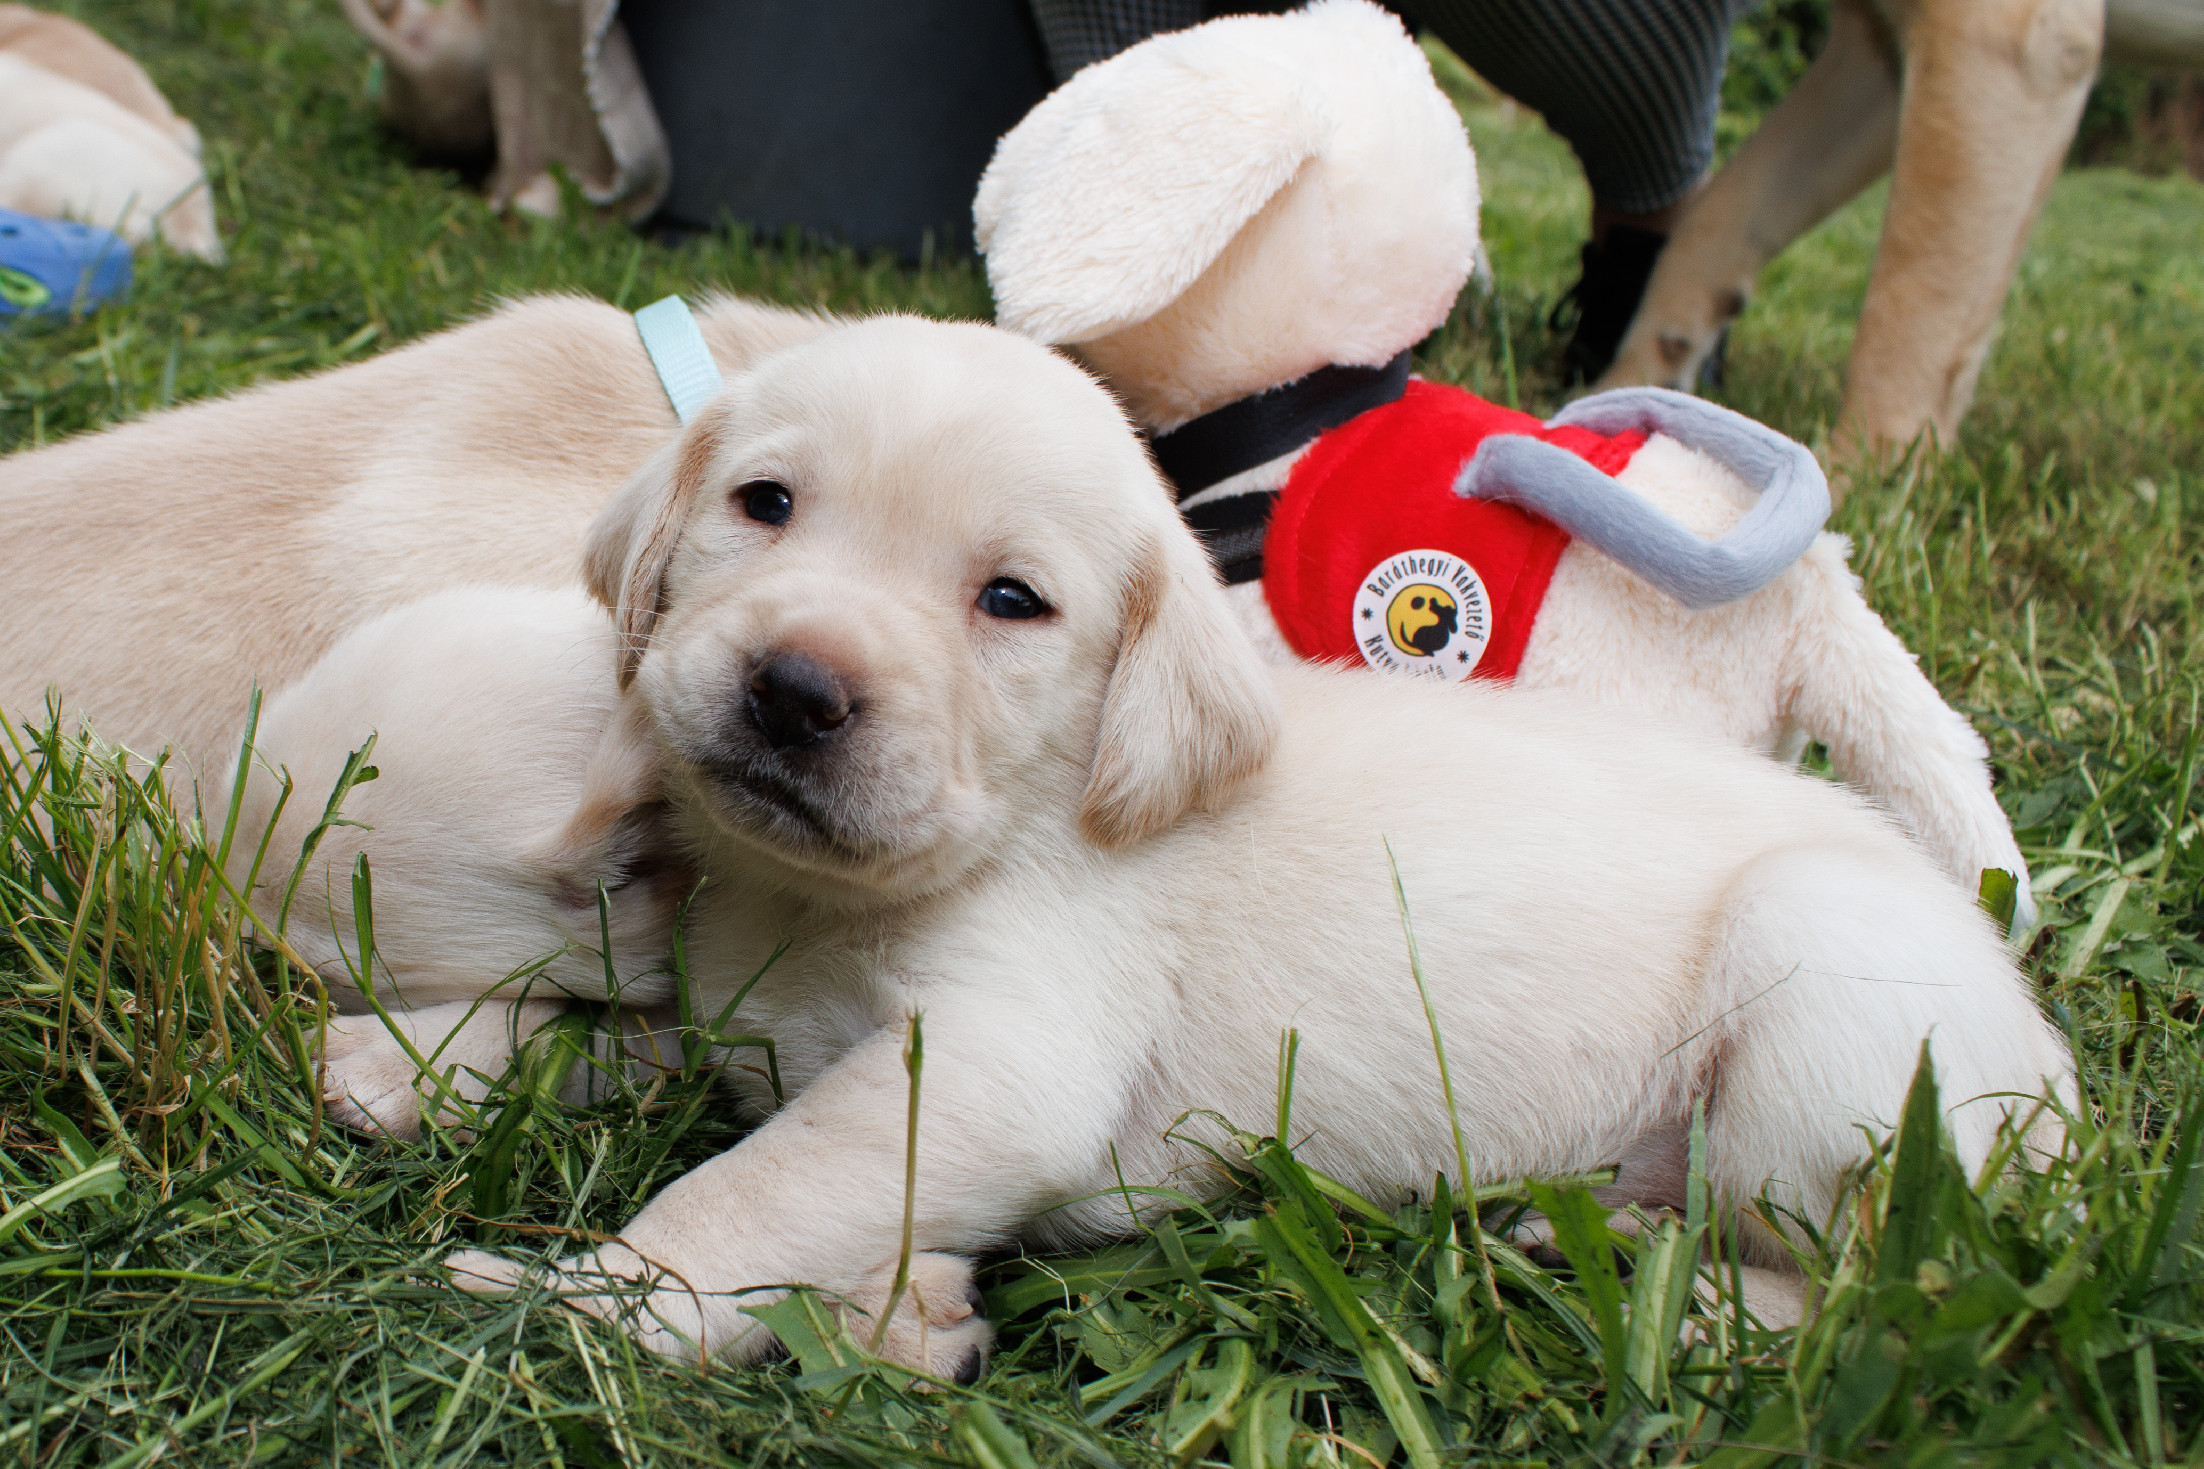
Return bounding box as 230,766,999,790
1455,386,1831,609
633,295,722,425
0,209,133,318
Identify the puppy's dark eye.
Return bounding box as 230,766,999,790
977,577,1047,620
739,480,792,526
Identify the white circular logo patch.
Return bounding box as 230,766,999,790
1352,549,1492,680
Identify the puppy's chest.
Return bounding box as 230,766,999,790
700,927,930,1083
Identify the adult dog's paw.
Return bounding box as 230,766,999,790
318,1014,431,1140
832,1252,993,1385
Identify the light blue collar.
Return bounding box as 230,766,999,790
633,295,724,425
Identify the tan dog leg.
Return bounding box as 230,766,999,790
1601,0,1901,399
340,0,493,157
1839,0,2104,456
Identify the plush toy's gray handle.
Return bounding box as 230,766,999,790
1453,386,1831,609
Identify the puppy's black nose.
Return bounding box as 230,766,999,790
747,652,852,749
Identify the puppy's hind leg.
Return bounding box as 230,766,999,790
1505,1121,1814,1331
320,997,568,1140
1692,844,2070,1269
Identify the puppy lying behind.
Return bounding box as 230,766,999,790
338,0,491,160
0,292,830,777
225,586,683,1137
436,317,2071,1375
0,5,200,148
0,5,219,259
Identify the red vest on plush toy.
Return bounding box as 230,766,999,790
1261,381,1645,682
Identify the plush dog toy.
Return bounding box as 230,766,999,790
975,0,2035,931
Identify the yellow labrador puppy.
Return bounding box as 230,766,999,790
441,317,2071,1378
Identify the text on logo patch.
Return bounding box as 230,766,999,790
1351,549,1491,679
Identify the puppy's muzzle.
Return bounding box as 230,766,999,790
747,652,854,750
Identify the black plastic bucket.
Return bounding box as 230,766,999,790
621,0,1055,259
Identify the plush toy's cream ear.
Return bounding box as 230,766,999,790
976,35,1329,345
529,699,676,887
524,696,692,945
1082,530,1282,846
583,408,726,688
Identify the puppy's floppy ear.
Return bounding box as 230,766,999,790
583,406,726,688
975,30,1327,345
1082,528,1281,846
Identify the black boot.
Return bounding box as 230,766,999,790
1549,223,1669,387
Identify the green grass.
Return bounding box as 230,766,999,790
3,2,2202,1464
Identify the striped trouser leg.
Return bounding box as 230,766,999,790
1026,0,1310,83
1027,0,1210,80
1405,0,1760,215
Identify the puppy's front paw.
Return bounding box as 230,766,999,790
319,999,563,1140
833,1252,993,1385
442,1245,725,1361
319,1014,431,1140
439,1245,992,1379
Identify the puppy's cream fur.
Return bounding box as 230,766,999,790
974,0,2035,932
0,5,200,150
0,293,832,775
0,7,216,259
0,292,821,1145
228,589,678,1000
442,318,2071,1377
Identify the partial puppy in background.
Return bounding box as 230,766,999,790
225,586,683,1139
339,0,667,220
0,293,832,780
0,3,219,259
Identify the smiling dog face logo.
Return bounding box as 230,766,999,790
1353,550,1491,679
1386,584,1457,657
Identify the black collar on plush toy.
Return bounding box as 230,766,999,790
1151,350,1412,498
